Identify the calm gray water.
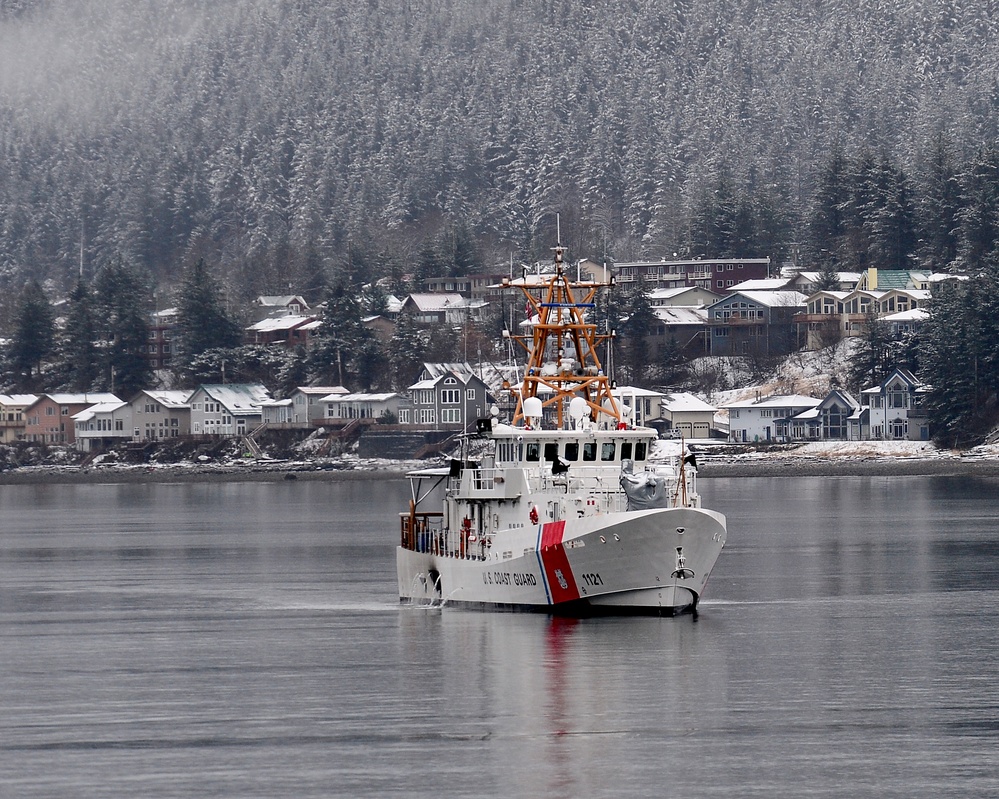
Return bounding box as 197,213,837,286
1,474,997,798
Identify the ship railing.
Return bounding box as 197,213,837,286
400,511,490,560
400,511,443,552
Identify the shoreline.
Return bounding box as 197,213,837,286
3,454,999,485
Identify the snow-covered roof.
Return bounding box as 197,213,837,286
323,392,400,402
0,393,38,405
729,278,790,292
39,393,121,406
294,386,348,396
247,314,315,332
722,393,821,410
72,401,128,421
736,290,808,307
653,307,708,325
648,286,715,301
191,384,271,413
612,385,664,398
138,390,191,408
663,392,717,412
405,293,467,312
259,398,293,407
255,295,309,307
883,308,930,322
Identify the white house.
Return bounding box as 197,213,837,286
660,392,717,439
862,367,929,441
259,398,294,425
73,401,132,452
188,383,271,437
322,392,408,423
724,394,821,443
0,393,36,443
289,386,349,425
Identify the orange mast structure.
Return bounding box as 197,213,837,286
504,244,622,428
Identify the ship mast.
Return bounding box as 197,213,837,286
504,242,621,428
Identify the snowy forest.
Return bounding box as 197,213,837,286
3,0,999,301
6,0,999,445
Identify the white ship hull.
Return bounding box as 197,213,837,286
398,505,726,616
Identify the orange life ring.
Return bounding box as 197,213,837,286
529,505,539,525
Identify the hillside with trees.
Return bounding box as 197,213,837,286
6,1,999,445
2,0,999,301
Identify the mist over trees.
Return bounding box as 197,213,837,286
2,0,999,310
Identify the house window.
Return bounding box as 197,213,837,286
441,408,461,423
441,389,460,404
466,389,475,400
399,409,410,424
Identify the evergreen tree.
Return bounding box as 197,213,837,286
5,279,54,392
92,257,153,398
813,261,841,292
918,135,961,269
919,267,999,447
619,278,657,386
387,310,428,390
307,282,371,386
56,277,99,391
956,143,999,270
175,258,242,376
659,337,689,388
847,311,895,394
808,146,850,267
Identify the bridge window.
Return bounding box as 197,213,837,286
564,441,579,461
601,442,616,461
582,442,597,462
526,442,540,462
620,442,633,460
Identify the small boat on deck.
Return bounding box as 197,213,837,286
396,242,727,615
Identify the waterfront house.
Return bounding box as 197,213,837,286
24,393,121,445
129,389,191,441
288,386,348,426
259,398,294,425
723,394,821,443
814,389,863,440
0,393,37,443
73,401,132,452
187,383,271,437
322,391,409,424
862,367,929,441
406,363,492,429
